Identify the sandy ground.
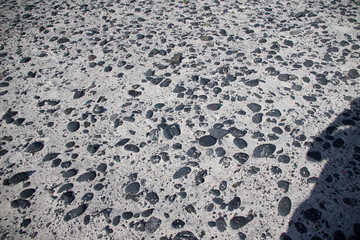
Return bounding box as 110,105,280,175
0,0,359,239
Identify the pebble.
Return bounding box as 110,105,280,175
5,172,31,185
307,151,322,161
215,216,227,232
172,219,185,229
209,128,229,139
63,204,88,222
253,144,276,158
67,121,80,132
124,144,140,153
76,171,96,182
199,135,217,147
186,147,201,159
173,167,191,179
207,103,221,111
230,216,250,230
233,152,249,164
278,196,291,216
174,231,198,240
87,144,99,154
145,192,159,204
19,188,36,198
25,141,44,153
252,113,263,124
233,138,248,149
125,182,140,194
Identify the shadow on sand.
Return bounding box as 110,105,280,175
281,98,360,240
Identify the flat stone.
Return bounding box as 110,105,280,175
209,129,229,139
278,196,291,216
253,144,276,158
199,135,217,147
173,167,191,179
145,217,161,233
25,141,44,153
63,204,88,222
233,138,248,149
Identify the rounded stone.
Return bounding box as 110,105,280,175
67,121,80,132
199,135,217,147
278,196,291,216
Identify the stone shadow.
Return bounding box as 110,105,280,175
281,98,360,240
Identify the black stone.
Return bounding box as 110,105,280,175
76,171,96,182
20,188,36,198
252,113,263,123
125,182,140,194
278,180,290,192
145,217,161,233
215,217,227,232
124,144,140,153
42,153,59,162
63,204,88,222
145,192,159,204
233,152,249,164
233,138,248,149
207,103,221,111
209,128,229,139
67,121,80,132
300,167,310,177
172,219,185,229
87,144,99,154
186,147,201,158
228,197,241,211
199,135,216,147
278,155,290,163
174,231,198,240
230,216,249,230
25,141,44,153
11,199,30,208
62,169,78,178
278,196,291,216
173,167,191,179
253,144,276,158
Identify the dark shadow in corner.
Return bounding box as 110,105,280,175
281,98,360,240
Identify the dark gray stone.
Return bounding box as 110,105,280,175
209,128,229,139
67,121,80,132
25,141,44,153
125,182,140,194
173,167,191,179
199,135,217,147
278,196,291,216
76,171,96,182
233,138,248,149
63,204,88,222
253,144,276,158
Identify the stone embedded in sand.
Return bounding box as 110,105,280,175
25,141,44,153
76,171,96,182
252,113,263,123
124,144,140,153
145,192,159,205
233,152,249,164
11,199,30,209
247,103,261,112
209,128,229,139
125,182,140,194
253,144,276,158
233,138,248,149
42,153,59,162
230,216,249,230
173,167,191,179
172,219,185,229
300,167,310,177
67,121,80,132
207,103,221,111
215,216,227,232
278,180,290,193
174,231,198,240
186,147,201,158
348,69,360,79
199,135,216,147
63,204,88,222
73,90,85,99
87,144,99,154
228,197,241,211
5,172,31,185
62,169,78,178
145,217,162,233
20,188,36,198
278,196,291,216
